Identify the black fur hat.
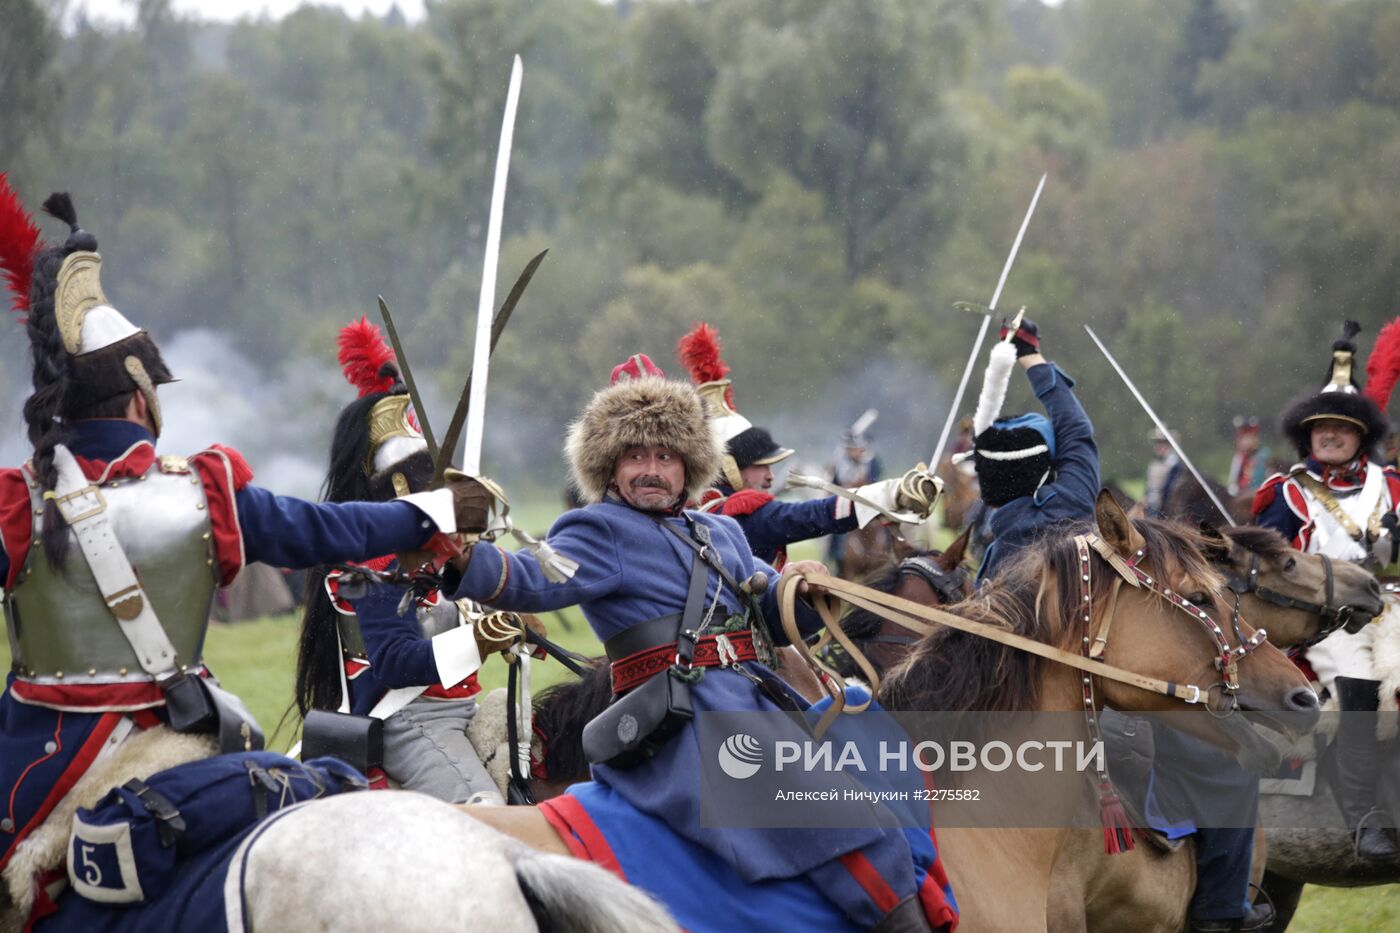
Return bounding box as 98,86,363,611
1279,321,1389,459
973,423,1053,507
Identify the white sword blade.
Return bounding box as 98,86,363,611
930,172,1047,466
463,54,523,477
1083,325,1236,526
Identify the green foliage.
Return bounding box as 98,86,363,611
5,0,1400,495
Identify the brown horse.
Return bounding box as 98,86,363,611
443,493,1316,932
872,492,1320,932
1045,524,1383,933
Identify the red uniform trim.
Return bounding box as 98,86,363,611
2,712,121,872
721,489,775,517
837,850,901,913
8,666,211,713
1250,474,1285,518
538,794,627,879
919,772,959,930
189,446,252,587
0,467,32,589
609,631,758,694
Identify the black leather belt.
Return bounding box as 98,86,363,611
603,614,683,663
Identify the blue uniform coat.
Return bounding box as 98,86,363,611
977,362,1100,582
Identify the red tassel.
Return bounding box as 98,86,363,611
1364,317,1400,412
0,174,42,321
1099,790,1135,854
676,322,736,407
337,317,397,397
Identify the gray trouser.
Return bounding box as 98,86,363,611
381,696,504,805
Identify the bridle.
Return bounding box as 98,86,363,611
1076,534,1269,714
1223,549,1355,649
859,555,971,649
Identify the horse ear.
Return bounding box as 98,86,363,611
1197,521,1231,562
1095,487,1146,557
938,527,971,569
1127,499,1148,520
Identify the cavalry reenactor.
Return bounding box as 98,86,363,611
344,357,958,931
0,185,476,922
1225,416,1269,498
1253,319,1400,860
676,322,939,569
294,318,522,804
957,317,1100,582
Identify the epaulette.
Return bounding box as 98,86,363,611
1250,472,1290,517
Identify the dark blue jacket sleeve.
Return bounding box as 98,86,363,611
348,582,439,689
236,485,436,569
738,497,859,556
1028,362,1099,516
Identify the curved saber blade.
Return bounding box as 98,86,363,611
462,54,523,478
1084,325,1236,526
930,172,1047,466
376,296,439,462
434,248,548,482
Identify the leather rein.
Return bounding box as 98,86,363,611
776,533,1270,734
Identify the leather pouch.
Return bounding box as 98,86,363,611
301,709,383,775
582,669,693,769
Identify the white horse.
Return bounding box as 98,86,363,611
230,791,677,933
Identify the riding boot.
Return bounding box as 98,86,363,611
1332,676,1400,860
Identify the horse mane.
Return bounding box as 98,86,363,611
1219,524,1291,561
531,659,611,786
877,515,1224,714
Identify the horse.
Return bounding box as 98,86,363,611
215,492,1316,932
1042,523,1384,933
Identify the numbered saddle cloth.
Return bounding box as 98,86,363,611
67,752,365,906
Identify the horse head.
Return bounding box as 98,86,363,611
1088,492,1319,770
1198,522,1383,648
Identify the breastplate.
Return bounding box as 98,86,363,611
6,459,218,684
418,593,465,639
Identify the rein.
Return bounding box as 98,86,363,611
1224,550,1353,649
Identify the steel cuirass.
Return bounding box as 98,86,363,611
5,459,218,685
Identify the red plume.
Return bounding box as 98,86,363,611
337,316,397,397
1364,317,1400,412
676,322,735,407
0,174,42,322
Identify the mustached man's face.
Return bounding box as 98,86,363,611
613,445,686,511
1310,419,1363,466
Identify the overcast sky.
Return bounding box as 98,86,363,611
68,0,427,27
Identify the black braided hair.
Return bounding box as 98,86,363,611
23,194,175,570
294,381,434,716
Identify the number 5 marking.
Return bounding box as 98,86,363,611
79,843,103,886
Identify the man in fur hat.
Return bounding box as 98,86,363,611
345,354,958,931
1253,319,1400,860
962,318,1100,582
677,324,939,569
0,183,482,922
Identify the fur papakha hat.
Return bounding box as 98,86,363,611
565,376,723,504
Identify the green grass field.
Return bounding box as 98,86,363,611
1,496,1395,927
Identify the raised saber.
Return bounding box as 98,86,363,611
462,54,523,477
930,172,1047,466
377,296,439,463
1084,324,1236,526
